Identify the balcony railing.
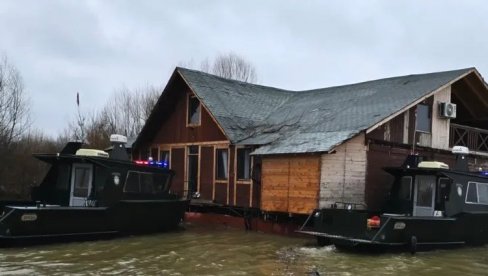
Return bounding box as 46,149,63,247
450,123,488,153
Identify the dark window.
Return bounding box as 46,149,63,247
188,95,201,125
216,149,229,180
189,145,198,154
154,173,171,192
160,150,170,168
237,148,252,180
187,146,199,193
466,182,488,204
416,104,431,133
124,172,140,193
399,176,412,200
140,173,154,193
466,182,478,203
478,183,488,204
436,178,451,209
416,176,434,207
73,167,91,197
56,164,71,190
124,171,170,194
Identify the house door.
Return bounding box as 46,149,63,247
413,175,436,216
70,163,93,207
186,146,199,197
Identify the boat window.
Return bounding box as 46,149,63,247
467,181,488,204
73,167,91,197
466,182,478,203
478,183,488,204
154,173,171,192
399,176,412,200
416,176,434,207
124,172,140,193
124,171,170,194
141,173,154,193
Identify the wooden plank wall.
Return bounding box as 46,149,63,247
170,147,185,196
261,155,320,214
319,134,367,208
431,86,451,150
154,89,227,143
199,146,214,200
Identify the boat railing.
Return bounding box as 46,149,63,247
450,123,488,153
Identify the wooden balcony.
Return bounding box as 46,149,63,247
450,123,488,153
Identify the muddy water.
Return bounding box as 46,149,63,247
1,223,488,275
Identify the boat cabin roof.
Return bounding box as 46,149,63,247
34,153,174,175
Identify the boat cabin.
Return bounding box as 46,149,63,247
31,138,176,208
384,151,488,218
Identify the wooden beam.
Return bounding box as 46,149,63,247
464,75,488,108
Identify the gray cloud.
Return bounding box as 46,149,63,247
0,0,487,136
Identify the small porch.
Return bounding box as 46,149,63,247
450,123,488,154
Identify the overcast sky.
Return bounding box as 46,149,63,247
1,0,487,136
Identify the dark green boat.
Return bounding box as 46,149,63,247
0,135,188,246
298,147,488,253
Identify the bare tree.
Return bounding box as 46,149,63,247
63,85,161,149
211,53,257,83
180,53,258,83
0,56,30,149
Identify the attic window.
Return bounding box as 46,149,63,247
416,104,431,133
187,95,201,126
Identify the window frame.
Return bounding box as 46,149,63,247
186,94,202,127
236,147,252,182
159,149,170,168
215,148,229,181
465,181,488,205
123,170,163,194
416,103,432,133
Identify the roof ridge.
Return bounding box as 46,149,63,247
176,66,295,94
177,66,475,94
300,67,475,94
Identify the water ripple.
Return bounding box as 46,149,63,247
1,224,488,275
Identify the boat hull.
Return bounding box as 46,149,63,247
0,199,188,246
299,208,488,252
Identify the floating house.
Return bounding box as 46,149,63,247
133,67,488,218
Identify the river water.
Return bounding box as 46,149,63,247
1,223,488,275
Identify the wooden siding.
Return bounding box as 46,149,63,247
154,89,227,144
367,113,404,144
431,86,451,150
229,145,236,205
214,183,228,204
319,134,367,208
367,87,453,151
235,184,251,207
170,147,185,196
199,146,214,200
261,155,320,214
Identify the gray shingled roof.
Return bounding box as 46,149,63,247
178,67,474,155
